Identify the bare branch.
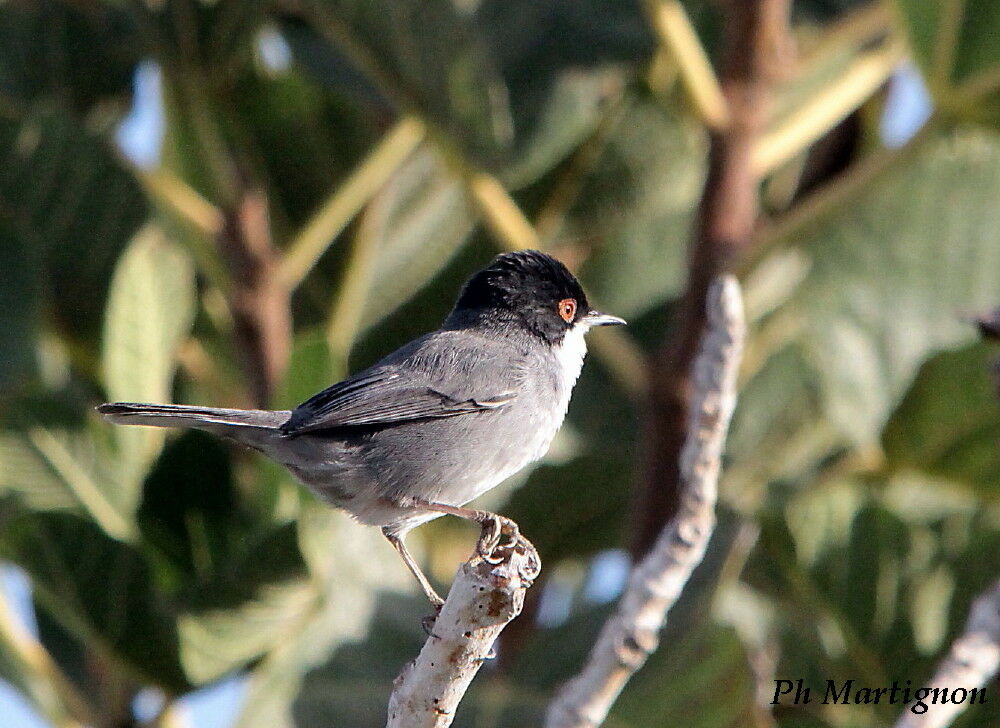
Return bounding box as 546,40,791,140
386,540,541,728
893,579,1000,728
545,275,745,728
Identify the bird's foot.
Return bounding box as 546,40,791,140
421,599,444,637
476,514,520,563
513,531,541,584
475,517,540,585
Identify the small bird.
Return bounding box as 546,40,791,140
99,250,624,607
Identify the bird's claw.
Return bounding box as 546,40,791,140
475,515,502,559
475,514,523,563
516,532,542,583
421,599,444,637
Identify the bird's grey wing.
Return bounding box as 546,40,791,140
280,338,522,436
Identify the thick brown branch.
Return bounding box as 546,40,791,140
632,0,790,556
217,188,292,407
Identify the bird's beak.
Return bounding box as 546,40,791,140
584,310,627,327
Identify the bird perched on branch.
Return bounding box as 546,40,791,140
99,250,625,608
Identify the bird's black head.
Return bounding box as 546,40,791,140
446,250,624,343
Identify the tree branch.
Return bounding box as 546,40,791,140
892,579,1000,728
386,539,541,727
632,0,790,557
217,188,292,407
545,275,745,728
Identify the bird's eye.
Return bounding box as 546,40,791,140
557,298,577,323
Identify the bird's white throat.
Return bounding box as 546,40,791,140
553,323,589,397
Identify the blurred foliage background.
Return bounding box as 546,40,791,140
1,0,999,726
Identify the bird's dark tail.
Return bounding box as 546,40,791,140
97,402,290,434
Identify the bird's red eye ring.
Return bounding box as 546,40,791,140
557,298,577,323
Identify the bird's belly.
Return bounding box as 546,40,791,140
274,392,568,530
424,403,564,507
367,403,563,509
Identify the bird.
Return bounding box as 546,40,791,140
98,250,625,608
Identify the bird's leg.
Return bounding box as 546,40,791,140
410,500,522,562
382,527,445,611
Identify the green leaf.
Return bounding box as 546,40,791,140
102,226,196,403
498,69,624,190
136,432,303,595
882,342,1000,496
102,225,196,496
357,146,475,333
0,222,40,390
124,419,350,688
276,329,336,410
232,501,412,728
229,52,379,230
476,0,654,186
0,426,135,541
750,479,1000,726
174,522,311,685
0,0,138,112
573,96,705,319
0,230,190,539
0,500,188,693
893,0,1000,110
728,344,831,477
296,0,512,166
0,106,147,342
611,623,760,728
504,454,630,563
0,430,79,511
137,432,311,686
349,237,497,372
908,563,954,654
784,129,1000,444
290,593,433,727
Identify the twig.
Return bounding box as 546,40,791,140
386,540,541,727
0,584,93,728
753,38,905,176
279,116,425,290
890,308,1000,728
135,169,231,293
325,195,387,364
465,171,541,251
632,0,789,557
643,0,730,131
893,579,1000,728
545,275,745,728
154,66,292,407
137,169,225,237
